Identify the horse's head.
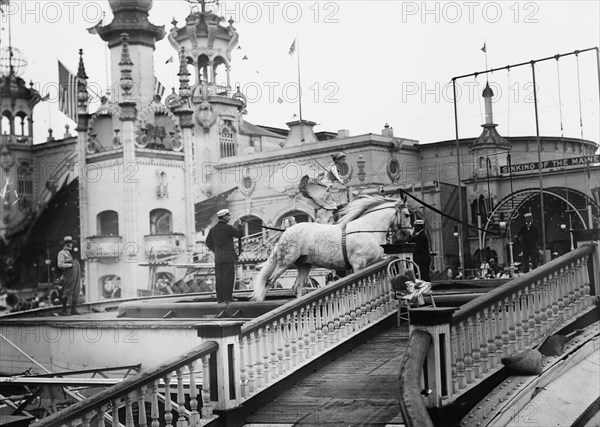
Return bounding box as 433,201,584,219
394,204,413,242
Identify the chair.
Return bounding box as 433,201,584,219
387,258,436,327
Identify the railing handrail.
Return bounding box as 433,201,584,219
32,341,219,426
451,243,595,324
241,257,394,336
399,330,435,427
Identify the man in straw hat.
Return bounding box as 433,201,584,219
57,236,81,315
408,219,432,282
205,209,244,304
516,212,540,273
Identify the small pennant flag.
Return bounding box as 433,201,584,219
165,56,174,64
288,39,296,56
481,42,486,53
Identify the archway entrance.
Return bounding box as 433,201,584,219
481,187,596,268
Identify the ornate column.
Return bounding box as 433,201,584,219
76,49,92,301
173,47,196,244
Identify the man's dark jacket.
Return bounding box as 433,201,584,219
409,230,432,280
205,221,244,263
517,224,539,252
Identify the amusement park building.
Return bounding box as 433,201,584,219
0,0,598,300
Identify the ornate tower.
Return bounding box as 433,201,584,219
81,1,194,300
0,47,45,241
166,1,247,199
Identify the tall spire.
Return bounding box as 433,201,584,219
77,48,88,80
76,49,89,115
482,81,494,125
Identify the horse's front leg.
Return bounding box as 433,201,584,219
292,265,312,298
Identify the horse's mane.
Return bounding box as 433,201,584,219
335,196,399,226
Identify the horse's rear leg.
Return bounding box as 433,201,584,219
292,265,312,298
267,263,293,289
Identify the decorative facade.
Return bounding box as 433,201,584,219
0,0,598,297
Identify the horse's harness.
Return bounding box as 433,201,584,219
341,204,411,268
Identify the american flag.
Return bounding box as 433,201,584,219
154,77,166,101
58,61,78,122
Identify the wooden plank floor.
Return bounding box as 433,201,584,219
244,326,409,426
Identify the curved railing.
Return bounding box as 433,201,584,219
399,330,435,427
406,242,597,413
32,341,219,427
237,257,396,400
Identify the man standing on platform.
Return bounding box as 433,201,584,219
206,209,244,304
516,213,540,273
57,236,81,315
409,219,432,282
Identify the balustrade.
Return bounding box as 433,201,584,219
407,243,596,409
238,259,394,401
31,257,398,425
32,342,219,427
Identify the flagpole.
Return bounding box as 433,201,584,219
296,31,303,123
483,40,489,81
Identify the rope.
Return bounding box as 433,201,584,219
239,217,284,232
398,188,505,237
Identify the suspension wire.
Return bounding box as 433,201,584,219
506,66,511,137
575,52,593,226
556,57,565,138
556,56,574,249
575,52,585,140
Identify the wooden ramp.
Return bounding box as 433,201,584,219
243,326,408,426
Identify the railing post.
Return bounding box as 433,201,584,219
196,323,243,410
408,307,456,406
573,230,599,298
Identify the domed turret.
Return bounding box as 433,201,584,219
0,48,45,146
168,5,239,90
108,0,153,13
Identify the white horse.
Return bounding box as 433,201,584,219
251,196,412,301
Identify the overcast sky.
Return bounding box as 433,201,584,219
2,0,599,145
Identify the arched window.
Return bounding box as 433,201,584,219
240,215,263,238
97,210,119,236
17,162,32,211
1,112,12,136
478,194,487,218
15,112,29,137
276,210,311,227
150,209,172,234
198,54,209,83
219,120,235,158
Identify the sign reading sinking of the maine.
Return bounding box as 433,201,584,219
500,154,600,175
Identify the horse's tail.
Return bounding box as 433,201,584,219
250,256,278,302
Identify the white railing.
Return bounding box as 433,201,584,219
406,242,597,410
29,258,399,425
32,341,219,427
237,257,395,400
